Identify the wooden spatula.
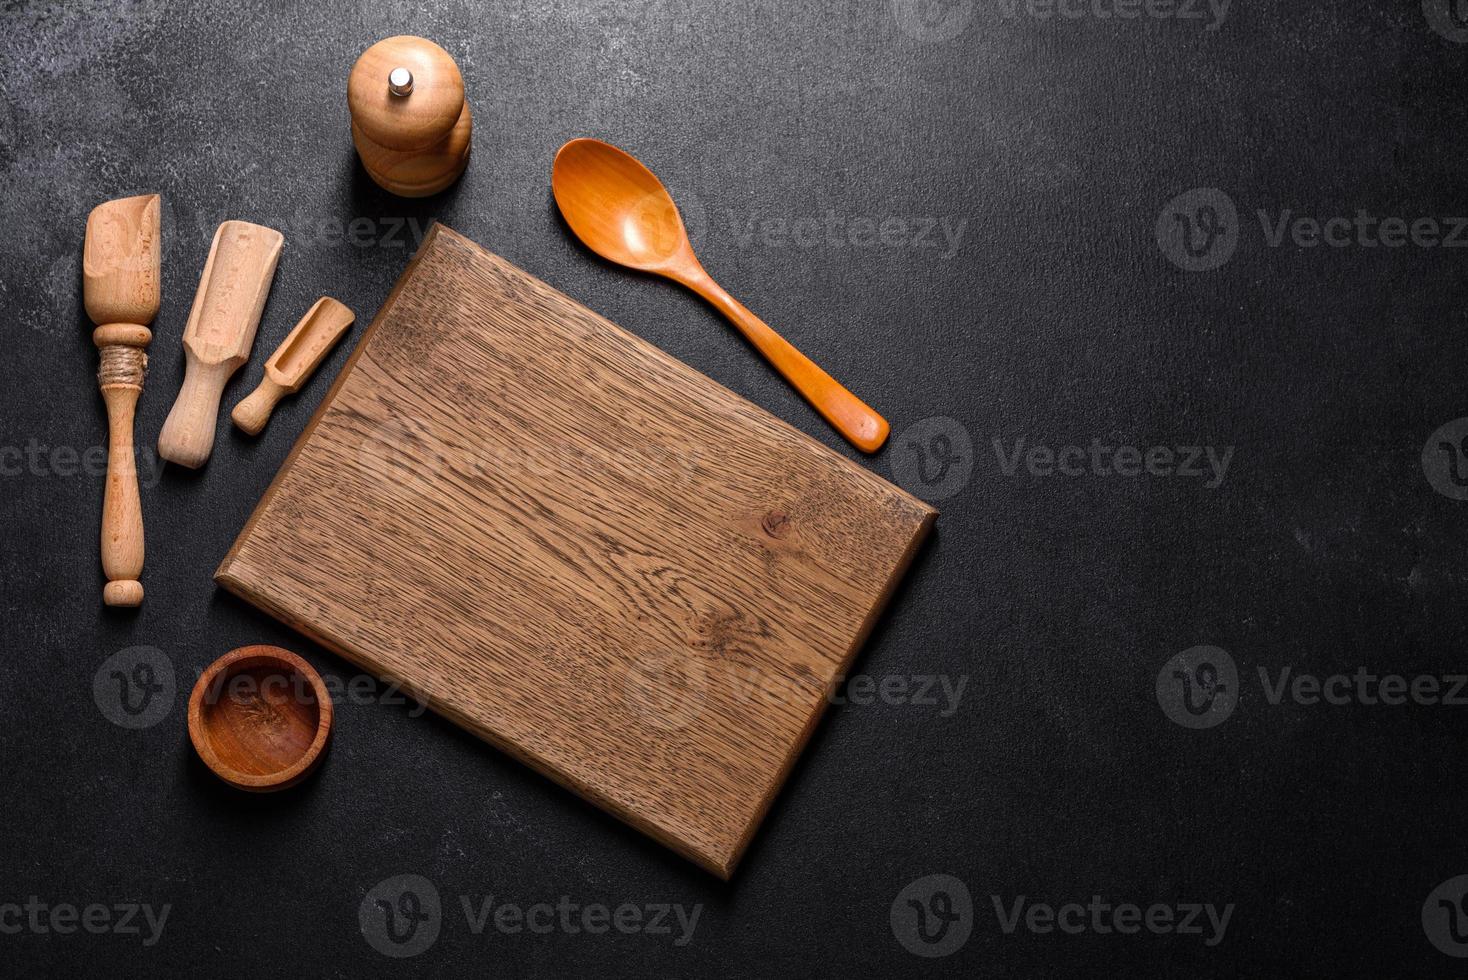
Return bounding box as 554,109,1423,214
157,220,283,467
231,297,355,436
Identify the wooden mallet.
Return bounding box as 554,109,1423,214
83,194,160,607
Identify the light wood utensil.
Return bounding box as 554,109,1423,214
551,138,890,453
158,220,283,467
83,194,160,607
232,297,355,436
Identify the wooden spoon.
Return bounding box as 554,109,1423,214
551,138,889,453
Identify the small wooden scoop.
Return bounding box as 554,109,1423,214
232,297,355,435
158,220,283,467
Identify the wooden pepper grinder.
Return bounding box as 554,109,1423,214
83,194,160,607
348,35,472,197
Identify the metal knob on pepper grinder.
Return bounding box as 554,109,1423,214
348,35,473,197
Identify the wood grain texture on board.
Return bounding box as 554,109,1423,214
216,224,936,877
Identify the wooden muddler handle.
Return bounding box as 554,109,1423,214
83,194,161,607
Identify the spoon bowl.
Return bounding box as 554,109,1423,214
551,138,889,453
553,139,690,270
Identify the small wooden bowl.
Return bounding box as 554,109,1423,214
188,645,333,792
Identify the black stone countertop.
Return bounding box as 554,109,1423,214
3,1,1467,975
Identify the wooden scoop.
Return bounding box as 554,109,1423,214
231,297,355,435
83,194,160,607
158,220,283,467
551,138,889,453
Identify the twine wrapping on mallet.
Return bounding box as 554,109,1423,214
97,345,147,388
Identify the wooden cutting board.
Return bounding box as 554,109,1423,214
216,224,935,877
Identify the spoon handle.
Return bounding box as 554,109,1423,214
677,268,889,453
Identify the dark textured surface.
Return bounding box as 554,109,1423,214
2,0,1467,975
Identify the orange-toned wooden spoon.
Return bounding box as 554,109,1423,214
552,138,889,453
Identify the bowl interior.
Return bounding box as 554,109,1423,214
196,656,322,778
